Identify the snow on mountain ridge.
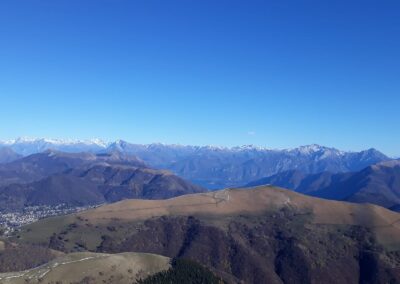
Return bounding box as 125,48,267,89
0,138,388,158
1,137,110,147
0,137,111,156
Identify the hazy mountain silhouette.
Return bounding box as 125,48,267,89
247,160,400,210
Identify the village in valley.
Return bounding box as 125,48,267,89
0,204,99,235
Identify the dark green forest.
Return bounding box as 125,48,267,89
137,258,225,284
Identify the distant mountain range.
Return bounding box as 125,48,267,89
0,147,21,163
0,150,146,186
1,139,399,283
0,150,205,211
0,138,392,189
247,160,400,211
0,138,107,156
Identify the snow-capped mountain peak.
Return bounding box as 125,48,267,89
0,137,110,156
3,137,108,146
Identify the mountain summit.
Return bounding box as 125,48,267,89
0,138,391,189
0,138,109,156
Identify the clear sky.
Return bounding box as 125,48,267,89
0,0,399,156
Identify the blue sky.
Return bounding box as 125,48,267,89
0,0,399,156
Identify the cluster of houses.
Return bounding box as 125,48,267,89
0,204,98,235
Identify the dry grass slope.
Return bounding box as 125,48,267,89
10,186,400,283
74,186,400,248
16,186,400,250
0,252,170,284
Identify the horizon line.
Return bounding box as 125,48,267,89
0,136,392,157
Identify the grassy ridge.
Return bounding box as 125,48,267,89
0,252,170,284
